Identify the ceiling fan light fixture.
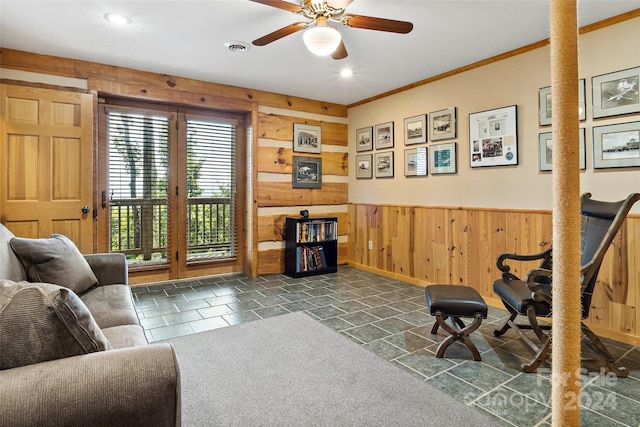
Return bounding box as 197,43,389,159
303,25,341,56
104,13,132,26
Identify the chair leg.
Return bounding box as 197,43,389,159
494,305,518,337
526,305,548,342
434,312,483,361
521,333,551,373
581,323,629,378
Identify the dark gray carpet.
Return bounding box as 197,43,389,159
165,312,500,426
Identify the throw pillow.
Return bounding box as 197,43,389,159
0,280,112,370
10,234,98,294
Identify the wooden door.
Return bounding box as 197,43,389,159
0,84,94,252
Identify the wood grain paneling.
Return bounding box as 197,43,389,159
257,112,347,146
1,49,348,117
257,182,348,207
257,147,348,176
349,203,640,345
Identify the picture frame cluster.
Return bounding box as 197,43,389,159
356,107,458,179
356,65,639,180
538,65,640,170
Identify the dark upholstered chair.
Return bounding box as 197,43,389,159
493,192,640,377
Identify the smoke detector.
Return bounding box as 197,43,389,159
224,41,251,53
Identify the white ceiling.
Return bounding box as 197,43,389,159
1,1,639,106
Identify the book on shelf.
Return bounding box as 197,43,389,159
296,245,328,272
296,220,336,243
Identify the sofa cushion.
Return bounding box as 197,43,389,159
0,225,26,282
101,324,149,349
0,280,112,370
81,284,141,329
10,234,98,294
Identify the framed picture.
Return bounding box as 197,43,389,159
355,154,373,179
293,123,322,153
356,126,373,152
374,121,394,150
374,151,394,178
430,107,457,141
469,105,518,168
403,114,427,145
592,67,640,118
292,156,322,188
404,147,427,177
538,79,586,126
538,128,586,171
593,122,640,169
429,142,457,175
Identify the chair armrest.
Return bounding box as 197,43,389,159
496,248,553,277
84,252,128,286
0,344,181,427
526,268,553,304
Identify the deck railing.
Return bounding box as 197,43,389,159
109,197,234,262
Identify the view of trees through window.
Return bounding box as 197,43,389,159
106,109,236,266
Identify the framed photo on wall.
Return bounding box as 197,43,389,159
403,114,427,145
538,79,586,126
374,121,394,150
292,156,322,188
374,151,394,178
404,147,427,176
429,142,457,175
592,121,640,169
592,67,640,118
355,154,373,179
469,105,518,168
356,126,373,152
430,107,456,141
293,123,322,154
538,128,586,171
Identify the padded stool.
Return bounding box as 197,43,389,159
425,285,488,361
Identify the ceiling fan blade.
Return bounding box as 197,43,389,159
252,22,306,46
249,0,303,13
342,14,413,34
331,40,348,60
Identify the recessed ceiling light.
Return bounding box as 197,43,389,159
104,13,132,26
340,69,353,78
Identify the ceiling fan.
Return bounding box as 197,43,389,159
250,0,413,60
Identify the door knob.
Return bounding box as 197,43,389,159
82,206,90,214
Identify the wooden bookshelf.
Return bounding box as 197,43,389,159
284,216,338,278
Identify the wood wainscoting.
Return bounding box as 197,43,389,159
348,203,640,346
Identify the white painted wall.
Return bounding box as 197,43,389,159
348,17,640,213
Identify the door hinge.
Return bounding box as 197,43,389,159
176,120,179,131
176,186,179,196
175,251,179,261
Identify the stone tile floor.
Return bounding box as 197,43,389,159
133,266,640,426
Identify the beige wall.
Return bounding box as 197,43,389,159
348,17,640,213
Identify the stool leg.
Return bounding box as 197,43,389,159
434,312,484,361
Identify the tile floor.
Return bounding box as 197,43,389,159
132,266,640,426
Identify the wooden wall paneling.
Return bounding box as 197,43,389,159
413,207,427,281
257,147,348,176
257,112,348,146
449,209,470,286
1,49,347,117
466,210,482,292
257,247,285,275
256,182,348,207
